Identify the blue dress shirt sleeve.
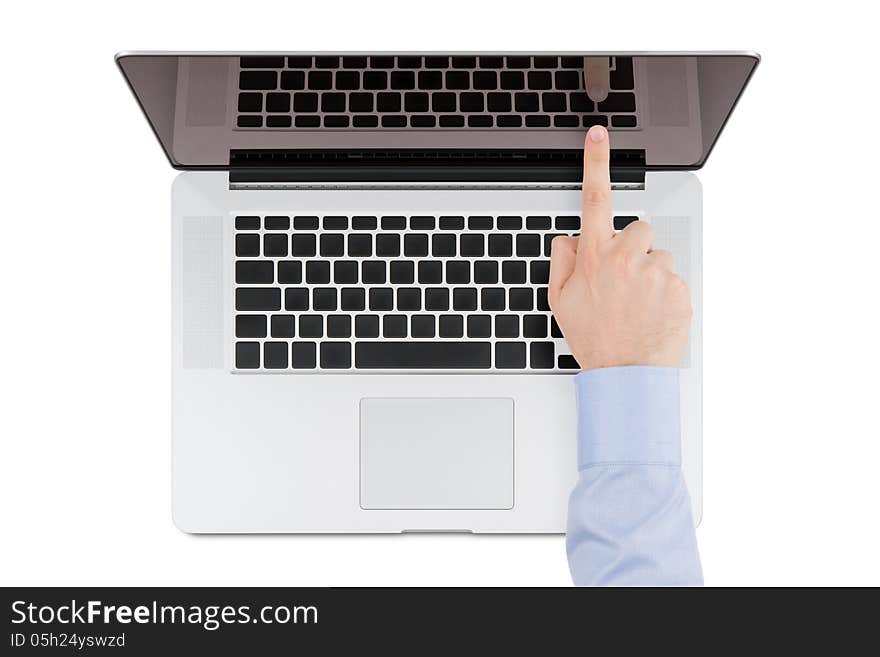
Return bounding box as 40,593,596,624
566,366,703,586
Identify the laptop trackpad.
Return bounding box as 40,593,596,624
359,398,514,510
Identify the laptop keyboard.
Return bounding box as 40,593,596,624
233,213,641,372
235,56,638,131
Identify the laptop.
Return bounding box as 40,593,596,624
117,51,759,533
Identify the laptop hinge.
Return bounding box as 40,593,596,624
226,148,646,191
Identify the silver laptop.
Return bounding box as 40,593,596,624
117,51,758,533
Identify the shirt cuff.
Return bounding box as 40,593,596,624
574,366,681,470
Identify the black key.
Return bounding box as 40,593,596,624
291,234,317,257
264,216,290,230
556,215,580,230
555,70,581,90
404,234,429,257
569,93,594,113
478,56,503,68
411,315,435,338
509,287,534,310
451,56,476,69
525,115,551,127
369,288,394,311
542,92,566,112
305,260,330,284
371,56,394,68
236,260,274,284
342,56,367,68
516,234,541,256
295,115,320,128
237,115,262,128
583,115,608,128
361,260,387,284
527,71,552,90
239,71,276,90
291,342,317,369
307,71,332,90
488,234,513,257
355,342,491,369
526,215,552,230
460,92,484,112
266,92,290,112
235,234,260,257
321,342,351,369
352,115,378,127
554,115,579,128
610,57,635,89
495,342,526,369
313,287,337,311
321,93,346,112
453,287,478,311
410,215,435,230
446,261,470,283
445,71,470,90
487,92,512,112
238,93,262,112
333,260,358,285
349,92,374,112
506,56,531,69
537,287,550,311
241,56,284,68
340,288,366,311
551,315,563,338
424,56,449,68
381,115,406,128
264,233,288,257
352,216,377,230
495,315,519,338
235,342,260,369
284,287,309,311
397,56,422,69
280,71,305,90
293,216,319,230
293,92,319,112
410,115,436,127
530,342,555,369
315,56,339,69
439,215,465,230
530,260,551,284
236,288,281,311
473,260,498,283
404,92,429,112
397,288,422,311
432,234,456,257
377,92,402,112
375,234,401,257
236,314,267,338
460,234,485,257
544,233,562,257
497,215,522,230
326,315,352,338
467,315,492,338
347,234,372,257
263,342,288,369
299,315,323,338
424,288,449,311
271,315,296,338
614,216,640,230
481,288,505,311
418,71,443,89
439,115,465,127
598,92,636,113
235,216,260,230
558,354,580,369
500,71,524,90
473,71,497,90
389,261,414,284
390,72,415,90
278,261,303,284
380,216,406,230
355,314,380,338
418,261,443,284
496,115,522,127
383,315,408,338
611,115,637,128
468,116,493,128
533,56,557,69
502,260,526,284
439,315,464,338
336,71,360,90
560,56,582,68
362,72,386,90
515,92,539,112
432,93,456,112
523,314,548,338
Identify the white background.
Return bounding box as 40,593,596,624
1,0,878,586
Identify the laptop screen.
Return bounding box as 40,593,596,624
117,52,758,172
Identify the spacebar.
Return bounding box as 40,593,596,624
355,342,491,369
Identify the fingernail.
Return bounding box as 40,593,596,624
588,125,607,142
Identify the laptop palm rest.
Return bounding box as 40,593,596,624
359,398,514,510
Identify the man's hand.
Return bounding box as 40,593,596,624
548,126,692,371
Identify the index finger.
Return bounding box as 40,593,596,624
579,125,614,253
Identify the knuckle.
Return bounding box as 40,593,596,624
582,189,610,207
